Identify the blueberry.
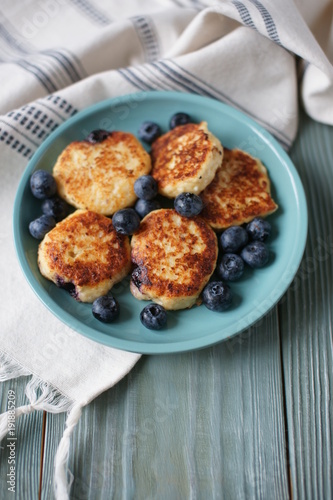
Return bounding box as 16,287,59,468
138,121,161,144
169,112,191,129
112,208,140,235
134,175,158,200
41,196,70,221
174,192,203,217
92,295,120,323
30,170,57,200
218,253,244,281
220,226,248,253
140,303,167,330
29,214,56,239
202,281,233,312
56,277,78,300
135,198,161,219
85,129,111,143
246,217,272,242
241,241,269,268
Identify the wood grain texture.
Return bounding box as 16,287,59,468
279,111,333,500
0,376,43,499
41,308,289,500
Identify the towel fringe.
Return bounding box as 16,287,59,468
0,351,81,500
54,404,83,500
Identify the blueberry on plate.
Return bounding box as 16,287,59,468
138,121,161,144
30,170,57,199
29,214,56,239
134,175,158,200
140,303,167,330
92,295,120,323
220,226,248,253
218,253,244,281
174,192,203,217
202,281,233,312
135,198,161,219
246,217,272,242
241,241,269,268
85,129,111,144
112,208,140,235
41,196,70,221
169,112,191,129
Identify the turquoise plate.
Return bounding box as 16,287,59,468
13,91,308,354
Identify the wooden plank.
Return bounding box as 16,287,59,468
41,307,289,499
280,112,333,500
0,376,43,499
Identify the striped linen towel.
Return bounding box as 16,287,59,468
0,1,332,498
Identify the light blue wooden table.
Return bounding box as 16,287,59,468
1,109,332,499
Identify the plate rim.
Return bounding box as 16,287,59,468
13,90,308,354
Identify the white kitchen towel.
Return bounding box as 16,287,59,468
0,1,332,499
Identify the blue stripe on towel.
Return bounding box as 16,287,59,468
232,1,257,30
157,60,291,148
116,61,291,149
118,67,155,91
0,23,84,90
130,16,160,62
42,49,85,83
69,0,111,25
247,0,281,44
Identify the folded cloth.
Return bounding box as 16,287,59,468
0,1,332,498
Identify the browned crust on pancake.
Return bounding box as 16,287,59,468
151,122,221,193
53,132,151,215
131,209,218,306
38,210,130,287
200,148,278,230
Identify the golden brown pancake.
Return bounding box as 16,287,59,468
53,132,151,215
151,121,223,198
200,148,278,230
38,210,131,302
130,209,218,310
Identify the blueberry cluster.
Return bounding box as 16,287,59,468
29,170,70,239
91,295,168,330
111,174,161,236
134,175,161,219
202,217,273,312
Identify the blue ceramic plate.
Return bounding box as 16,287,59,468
13,91,307,354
